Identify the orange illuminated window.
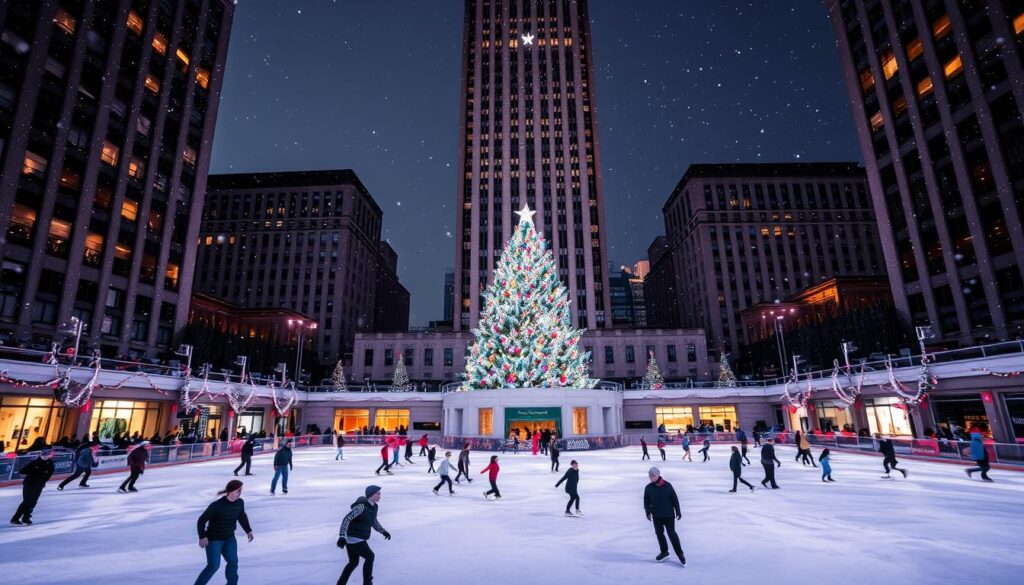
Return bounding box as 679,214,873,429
859,68,875,93
870,111,884,131
944,55,963,79
881,51,898,80
164,263,180,288
121,199,139,221
182,146,197,167
60,168,80,191
893,97,908,116
128,158,145,179
906,38,923,61
144,74,160,94
152,32,168,55
22,152,48,176
175,48,190,66
1015,13,1024,36
114,244,132,261
196,67,210,89
127,10,144,35
54,8,76,34
100,141,119,166
917,77,934,97
933,14,951,39
147,209,164,232
83,233,104,264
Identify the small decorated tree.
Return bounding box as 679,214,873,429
642,350,664,389
463,205,595,389
331,360,348,392
392,353,412,391
715,352,737,388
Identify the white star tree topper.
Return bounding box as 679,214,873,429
521,32,535,46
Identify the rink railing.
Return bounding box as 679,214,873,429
0,432,445,483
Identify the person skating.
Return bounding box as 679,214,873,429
404,435,415,464
531,430,540,456
555,460,581,516
819,448,835,482
729,446,755,493
643,466,685,566
739,431,751,466
454,443,472,484
335,433,346,461
681,434,692,462
541,429,551,456
481,455,501,499
640,436,650,460
194,479,254,585
549,437,561,472
798,432,816,467
760,438,782,489
657,437,667,461
10,449,55,525
336,485,391,585
433,452,457,495
875,434,908,478
390,436,402,467
698,438,711,462
753,429,762,448
418,433,429,457
375,442,393,476
234,437,255,476
119,441,150,493
965,428,993,482
426,446,437,473
793,431,804,463
270,439,293,495
58,443,99,490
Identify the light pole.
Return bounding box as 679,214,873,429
235,355,249,383
288,319,317,385
774,315,787,378
176,344,194,377
59,316,85,364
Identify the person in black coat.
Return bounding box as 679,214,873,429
549,436,561,472
643,467,686,566
875,434,908,478
10,450,56,525
119,442,150,492
270,440,293,495
760,439,782,489
555,460,581,515
234,437,255,476
335,433,346,461
195,479,254,585
640,436,650,460
337,485,391,585
729,446,755,493
426,446,437,473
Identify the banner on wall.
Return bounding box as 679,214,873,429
440,435,625,452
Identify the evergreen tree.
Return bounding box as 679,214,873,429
642,350,664,389
392,353,412,391
463,205,595,389
331,360,348,392
715,352,737,388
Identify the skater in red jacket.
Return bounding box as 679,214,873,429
531,431,540,456
375,441,392,475
418,434,429,456
480,455,501,499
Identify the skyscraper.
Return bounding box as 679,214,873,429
453,0,610,332
827,1,1024,344
0,1,233,357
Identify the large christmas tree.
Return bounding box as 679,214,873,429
642,350,664,389
715,352,737,388
331,360,348,392
392,353,412,391
463,205,595,390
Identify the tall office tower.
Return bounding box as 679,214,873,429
662,163,884,353
453,0,610,331
0,1,233,357
442,269,455,322
195,170,409,367
827,0,1024,344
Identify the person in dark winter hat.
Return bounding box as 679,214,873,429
195,480,254,585
643,466,685,566
10,449,55,525
875,434,908,479
234,437,255,476
58,443,99,490
119,441,150,493
270,439,293,495
549,436,561,472
729,446,755,493
555,460,581,516
337,485,391,585
426,445,437,473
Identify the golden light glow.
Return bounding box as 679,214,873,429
121,199,138,222
114,244,132,260
127,10,144,35
859,68,874,94
152,32,168,55
144,74,160,94
944,55,963,79
22,152,48,176
128,158,144,179
175,48,190,66
917,77,934,97
100,141,119,166
870,111,884,131
906,38,923,61
933,14,951,39
881,51,898,80
165,263,180,288
1015,13,1024,35
54,8,76,34
196,67,210,89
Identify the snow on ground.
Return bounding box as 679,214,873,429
1,444,1021,585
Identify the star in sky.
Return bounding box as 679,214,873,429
515,203,536,224
520,32,535,46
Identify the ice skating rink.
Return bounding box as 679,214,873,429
1,444,1021,584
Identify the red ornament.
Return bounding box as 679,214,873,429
559,375,567,384
506,373,517,383
789,405,798,414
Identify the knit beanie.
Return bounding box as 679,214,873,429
365,485,381,497
648,466,661,477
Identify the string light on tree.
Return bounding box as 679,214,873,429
642,350,664,389
332,360,348,392
714,352,737,388
392,353,412,391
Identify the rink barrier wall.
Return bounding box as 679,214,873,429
0,432,444,484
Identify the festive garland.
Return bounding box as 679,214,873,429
880,354,935,407
780,371,813,409
226,378,259,414
971,367,1022,378
270,380,298,416
830,358,864,406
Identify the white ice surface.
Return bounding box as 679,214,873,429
1,445,1021,585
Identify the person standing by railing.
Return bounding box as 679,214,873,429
270,439,293,495
194,479,254,585
760,438,781,489
234,437,255,476
454,443,472,484
875,434,908,479
119,441,150,493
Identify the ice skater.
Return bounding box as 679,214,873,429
657,436,667,461
418,433,429,456
234,437,255,476
119,441,150,493
753,429,762,447
681,434,692,462
270,439,293,495
375,442,393,475
555,460,581,516
433,452,456,495
391,436,402,467
819,448,835,482
640,436,650,460
454,443,472,483
335,433,345,461
336,485,391,585
194,479,254,585
729,446,755,493
481,455,501,499
797,432,816,467
643,466,686,566
550,436,561,472
404,435,415,464
739,434,751,466
875,434,908,479
760,438,781,489
965,428,993,482
58,443,99,490
9,449,55,525
531,430,540,456
426,446,437,473
698,438,711,462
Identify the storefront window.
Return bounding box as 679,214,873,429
90,399,163,442
478,407,493,435
1005,395,1024,442
814,401,854,433
931,395,990,438
334,408,370,433
0,396,67,451
573,407,589,435
699,405,737,431
864,397,913,436
655,406,693,432
375,409,409,433
235,408,265,437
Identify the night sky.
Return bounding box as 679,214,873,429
210,1,862,326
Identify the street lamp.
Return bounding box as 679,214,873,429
774,315,788,378
287,319,317,385
235,355,249,383
59,316,86,364
175,344,194,376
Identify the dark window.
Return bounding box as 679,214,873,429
667,345,677,362
364,349,374,367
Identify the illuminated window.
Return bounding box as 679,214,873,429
182,146,197,167
147,209,163,232
22,152,48,177
870,111,884,131
175,47,190,66
334,409,370,433
944,55,963,79
374,409,410,433
100,141,119,166
655,406,693,432
83,233,104,266
892,97,908,116
128,158,145,179
698,405,738,431
917,77,934,97
114,243,131,261
53,8,76,34
1015,13,1024,36
906,38,923,61
204,235,213,246
881,51,898,80
760,226,770,236
478,407,493,435
121,199,139,221
164,263,180,289
145,74,160,94
933,14,951,39
152,32,168,55
7,203,37,243
196,67,210,89
773,225,783,237
60,168,80,191
127,10,144,35
47,219,72,255
572,407,588,435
